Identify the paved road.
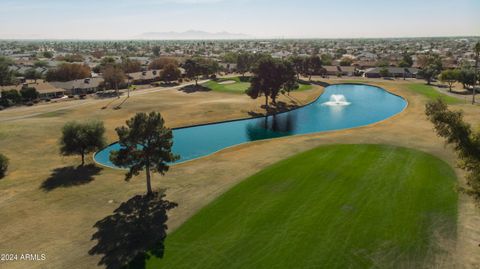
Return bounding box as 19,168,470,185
432,85,479,105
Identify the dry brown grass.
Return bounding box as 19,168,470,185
0,78,479,269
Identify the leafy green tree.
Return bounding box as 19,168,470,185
339,57,352,66
20,87,39,101
60,121,107,166
288,56,306,80
335,48,347,59
425,99,480,200
24,68,42,82
237,53,253,77
399,52,413,67
417,53,443,85
458,68,476,89
0,89,22,107
247,57,296,111
34,60,48,68
320,54,333,66
0,56,13,65
102,65,126,97
0,153,8,179
304,55,323,81
100,57,116,66
379,67,390,78
110,112,179,195
439,69,460,92
57,54,84,63
0,57,15,86
42,51,54,59
152,46,161,57
222,52,238,63
183,58,217,85
160,63,181,84
199,58,219,78
281,68,299,96
183,59,202,86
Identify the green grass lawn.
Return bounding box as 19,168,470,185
147,144,457,269
296,82,313,91
407,83,462,104
202,77,251,93
203,76,313,94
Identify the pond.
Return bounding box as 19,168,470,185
94,84,407,168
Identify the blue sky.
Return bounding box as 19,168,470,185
0,0,478,39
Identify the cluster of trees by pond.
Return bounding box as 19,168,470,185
57,112,175,195
55,112,178,267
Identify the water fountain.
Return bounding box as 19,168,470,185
322,94,351,106
95,84,407,167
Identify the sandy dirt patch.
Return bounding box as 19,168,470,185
218,80,237,85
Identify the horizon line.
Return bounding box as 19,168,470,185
0,35,479,42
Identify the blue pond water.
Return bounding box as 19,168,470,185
94,84,407,167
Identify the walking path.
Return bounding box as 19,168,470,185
0,80,208,122
432,84,479,105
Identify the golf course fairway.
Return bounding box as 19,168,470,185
147,144,458,268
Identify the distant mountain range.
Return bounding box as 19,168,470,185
137,30,250,40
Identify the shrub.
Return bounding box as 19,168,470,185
0,153,8,179
239,76,251,82
1,89,22,107
20,87,39,102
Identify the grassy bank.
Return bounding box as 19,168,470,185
147,144,458,269
203,76,313,94
407,84,462,104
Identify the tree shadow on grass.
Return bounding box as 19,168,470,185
178,84,211,93
114,96,130,110
41,164,102,191
89,191,178,269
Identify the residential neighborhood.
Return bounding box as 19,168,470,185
1,37,479,108
0,1,479,269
